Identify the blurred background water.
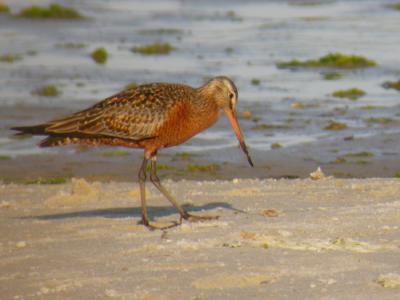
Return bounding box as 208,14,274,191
0,0,399,173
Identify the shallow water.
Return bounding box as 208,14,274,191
1,0,400,159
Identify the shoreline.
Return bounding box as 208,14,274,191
2,102,400,182
1,133,400,182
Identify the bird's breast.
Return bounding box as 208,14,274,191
154,101,219,148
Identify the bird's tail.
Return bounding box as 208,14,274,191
11,125,73,148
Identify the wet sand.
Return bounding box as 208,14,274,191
1,177,400,299
1,126,400,182
1,102,400,182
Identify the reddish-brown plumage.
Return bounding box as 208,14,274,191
28,83,215,152
12,76,253,229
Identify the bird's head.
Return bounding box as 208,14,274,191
200,76,254,167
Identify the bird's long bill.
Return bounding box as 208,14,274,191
224,108,254,167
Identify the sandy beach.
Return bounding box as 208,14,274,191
1,176,400,299
2,0,400,180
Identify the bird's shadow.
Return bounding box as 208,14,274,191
28,202,243,222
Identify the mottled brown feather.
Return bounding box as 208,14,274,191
44,83,198,141
12,77,238,159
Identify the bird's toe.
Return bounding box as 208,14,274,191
184,213,219,222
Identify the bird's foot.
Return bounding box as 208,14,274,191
138,213,219,230
181,212,219,223
138,217,181,230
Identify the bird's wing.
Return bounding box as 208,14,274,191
45,84,184,141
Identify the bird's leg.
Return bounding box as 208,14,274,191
149,157,189,220
149,156,219,223
138,156,179,230
138,157,150,226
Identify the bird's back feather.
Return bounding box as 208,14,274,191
12,83,196,146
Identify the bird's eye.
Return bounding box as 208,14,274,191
228,93,235,110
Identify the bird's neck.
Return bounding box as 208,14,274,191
195,86,219,115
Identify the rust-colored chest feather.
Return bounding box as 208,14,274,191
151,97,220,149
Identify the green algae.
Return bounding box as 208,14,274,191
355,160,370,165
26,177,68,185
322,72,343,80
389,3,400,11
226,10,242,21
331,157,346,164
132,43,175,55
174,152,197,160
332,88,366,100
32,85,60,97
18,4,85,19
359,105,382,110
345,151,374,157
146,164,172,171
0,53,22,63
364,117,397,125
324,121,348,130
91,47,108,64
277,53,376,69
156,164,172,171
187,164,219,172
101,150,130,157
0,3,10,13
291,102,319,109
252,124,290,130
271,143,283,149
333,172,353,178
382,80,400,91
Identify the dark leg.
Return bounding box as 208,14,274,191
138,156,180,230
149,157,189,220
138,157,150,226
149,156,218,223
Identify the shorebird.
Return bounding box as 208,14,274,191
12,76,253,229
